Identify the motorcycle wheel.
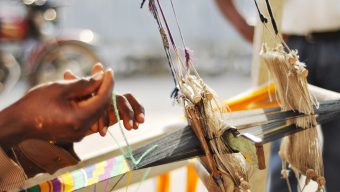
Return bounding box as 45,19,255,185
0,52,21,94
28,40,101,86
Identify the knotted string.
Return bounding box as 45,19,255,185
146,0,180,99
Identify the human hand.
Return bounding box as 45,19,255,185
63,63,145,137
2,68,113,144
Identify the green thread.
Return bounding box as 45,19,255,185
108,130,126,156
132,145,158,165
109,93,158,168
135,168,152,192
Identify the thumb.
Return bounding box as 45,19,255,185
66,71,104,99
77,69,114,119
64,70,79,80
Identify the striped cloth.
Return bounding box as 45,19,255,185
0,147,26,191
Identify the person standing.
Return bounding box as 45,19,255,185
215,0,340,191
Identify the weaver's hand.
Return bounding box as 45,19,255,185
0,69,113,145
64,63,145,137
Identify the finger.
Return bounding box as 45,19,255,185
64,70,79,80
133,122,139,130
97,116,107,136
99,126,108,137
105,105,111,127
90,122,99,133
116,95,134,130
77,69,114,126
124,93,145,123
92,63,104,74
66,71,104,99
85,124,98,136
107,102,118,125
99,107,110,135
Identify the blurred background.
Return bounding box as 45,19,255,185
0,0,257,191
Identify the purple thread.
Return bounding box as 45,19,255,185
184,48,192,70
52,178,62,192
93,183,97,192
156,0,177,51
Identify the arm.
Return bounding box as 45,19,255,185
215,0,254,43
0,69,113,149
0,106,27,149
0,64,145,150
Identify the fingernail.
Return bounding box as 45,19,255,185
129,120,133,127
138,113,145,121
107,68,114,76
95,62,103,67
93,71,104,80
99,127,107,137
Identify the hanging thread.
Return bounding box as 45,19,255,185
252,0,268,24
140,0,146,8
264,0,278,34
109,93,158,167
146,0,181,99
104,94,158,191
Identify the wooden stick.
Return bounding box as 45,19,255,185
186,107,222,181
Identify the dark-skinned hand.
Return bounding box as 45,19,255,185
0,68,113,148
63,63,145,137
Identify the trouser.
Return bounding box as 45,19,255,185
267,31,340,192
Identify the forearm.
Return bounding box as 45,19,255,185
215,0,254,42
0,104,27,149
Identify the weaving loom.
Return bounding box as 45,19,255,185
16,88,340,192
13,0,340,191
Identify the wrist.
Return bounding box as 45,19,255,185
0,104,29,149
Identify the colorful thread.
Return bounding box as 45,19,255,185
109,93,158,168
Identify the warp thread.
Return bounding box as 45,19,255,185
260,44,324,191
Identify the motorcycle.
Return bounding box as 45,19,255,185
0,0,101,92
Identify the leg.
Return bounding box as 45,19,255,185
267,140,298,192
